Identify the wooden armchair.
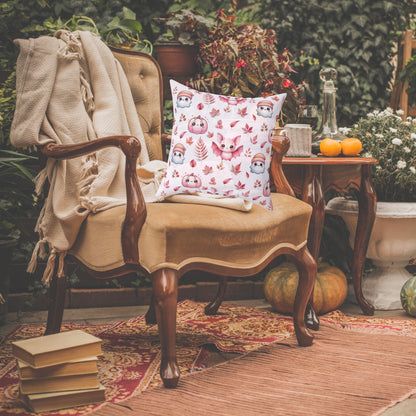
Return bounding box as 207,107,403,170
33,47,317,388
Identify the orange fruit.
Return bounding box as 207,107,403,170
341,138,362,156
320,138,342,157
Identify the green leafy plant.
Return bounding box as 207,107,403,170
0,149,37,240
100,7,153,53
187,9,302,123
23,8,153,54
345,108,416,202
0,71,16,147
154,8,213,45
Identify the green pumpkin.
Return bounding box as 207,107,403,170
400,276,416,317
264,261,348,315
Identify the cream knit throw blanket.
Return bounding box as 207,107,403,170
10,31,150,284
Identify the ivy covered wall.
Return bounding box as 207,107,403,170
262,0,412,125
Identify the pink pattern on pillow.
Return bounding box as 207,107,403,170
156,80,286,210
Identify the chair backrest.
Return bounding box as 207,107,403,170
110,47,165,161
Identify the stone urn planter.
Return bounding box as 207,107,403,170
326,197,416,310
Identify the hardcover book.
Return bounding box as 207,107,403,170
21,385,106,413
19,372,100,395
12,330,102,368
17,357,98,380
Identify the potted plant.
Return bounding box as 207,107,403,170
153,9,213,99
187,9,302,123
326,108,416,309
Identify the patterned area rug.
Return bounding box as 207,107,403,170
0,300,415,416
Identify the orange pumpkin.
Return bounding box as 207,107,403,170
264,261,348,314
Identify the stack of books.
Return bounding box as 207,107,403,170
12,329,105,413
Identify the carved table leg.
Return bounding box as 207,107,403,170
205,276,228,315
153,268,180,388
353,165,377,315
287,246,316,346
301,165,324,330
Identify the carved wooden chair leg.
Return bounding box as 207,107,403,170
204,276,228,315
153,268,180,388
288,246,317,346
305,299,320,331
145,293,157,325
45,271,67,335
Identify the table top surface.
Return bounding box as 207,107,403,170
282,156,378,165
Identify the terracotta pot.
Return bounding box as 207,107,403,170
154,42,198,99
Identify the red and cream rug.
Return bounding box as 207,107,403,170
0,300,415,416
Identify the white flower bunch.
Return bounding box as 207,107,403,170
348,109,416,202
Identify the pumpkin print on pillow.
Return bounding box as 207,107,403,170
156,80,286,210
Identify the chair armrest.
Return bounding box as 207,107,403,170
42,136,146,266
270,135,296,197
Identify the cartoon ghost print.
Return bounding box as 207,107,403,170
250,153,266,174
188,116,208,134
256,100,274,118
212,133,244,161
171,143,186,165
177,90,193,108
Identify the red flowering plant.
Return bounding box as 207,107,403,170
188,10,302,123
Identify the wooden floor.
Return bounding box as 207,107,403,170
1,298,415,416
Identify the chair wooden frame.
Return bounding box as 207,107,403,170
38,49,317,388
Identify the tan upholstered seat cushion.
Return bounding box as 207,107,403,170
69,193,312,274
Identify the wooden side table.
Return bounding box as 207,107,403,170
282,156,378,315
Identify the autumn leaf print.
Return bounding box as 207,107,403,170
242,123,253,134
207,131,214,138
238,107,248,117
250,135,258,144
231,163,241,175
235,181,246,190
186,137,194,146
244,149,252,158
203,165,213,175
209,177,216,185
204,94,216,105
210,108,220,117
195,138,209,161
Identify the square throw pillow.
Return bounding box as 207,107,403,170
156,80,286,210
